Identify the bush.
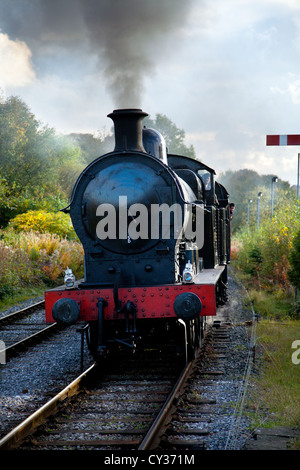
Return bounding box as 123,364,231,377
234,200,300,291
288,230,300,289
0,230,84,298
247,246,263,276
0,242,35,299
9,210,76,240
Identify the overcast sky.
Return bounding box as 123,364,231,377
1,0,300,186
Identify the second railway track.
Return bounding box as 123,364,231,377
0,300,57,360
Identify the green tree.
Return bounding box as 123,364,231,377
69,131,114,165
70,114,196,164
144,113,196,158
289,230,300,289
0,95,84,225
235,197,299,292
49,134,84,197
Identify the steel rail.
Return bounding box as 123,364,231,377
0,300,45,326
138,358,195,450
1,323,59,360
0,363,97,450
0,300,59,360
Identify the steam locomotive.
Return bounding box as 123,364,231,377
45,108,231,361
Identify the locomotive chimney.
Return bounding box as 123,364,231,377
108,108,148,152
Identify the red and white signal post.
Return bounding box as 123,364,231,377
266,134,300,205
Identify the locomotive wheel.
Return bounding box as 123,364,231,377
87,321,108,360
186,317,201,362
87,321,99,359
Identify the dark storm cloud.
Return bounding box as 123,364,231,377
0,0,194,106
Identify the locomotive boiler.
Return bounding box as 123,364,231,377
45,108,231,361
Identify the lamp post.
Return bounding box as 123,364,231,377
257,192,262,229
271,176,278,218
247,199,252,230
297,154,299,213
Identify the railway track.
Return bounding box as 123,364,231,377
0,345,189,450
0,315,255,451
159,320,232,450
0,300,61,360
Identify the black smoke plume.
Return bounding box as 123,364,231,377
0,0,194,107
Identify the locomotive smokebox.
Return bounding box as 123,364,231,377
108,108,148,153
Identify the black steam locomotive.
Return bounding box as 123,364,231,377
45,108,231,361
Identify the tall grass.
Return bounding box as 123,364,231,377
0,229,84,301
234,201,299,291
232,199,300,319
250,320,300,438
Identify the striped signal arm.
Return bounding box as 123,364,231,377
266,135,300,145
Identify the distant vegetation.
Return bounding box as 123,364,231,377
219,172,300,438
218,169,300,317
218,168,295,234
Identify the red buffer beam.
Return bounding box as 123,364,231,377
266,135,300,146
